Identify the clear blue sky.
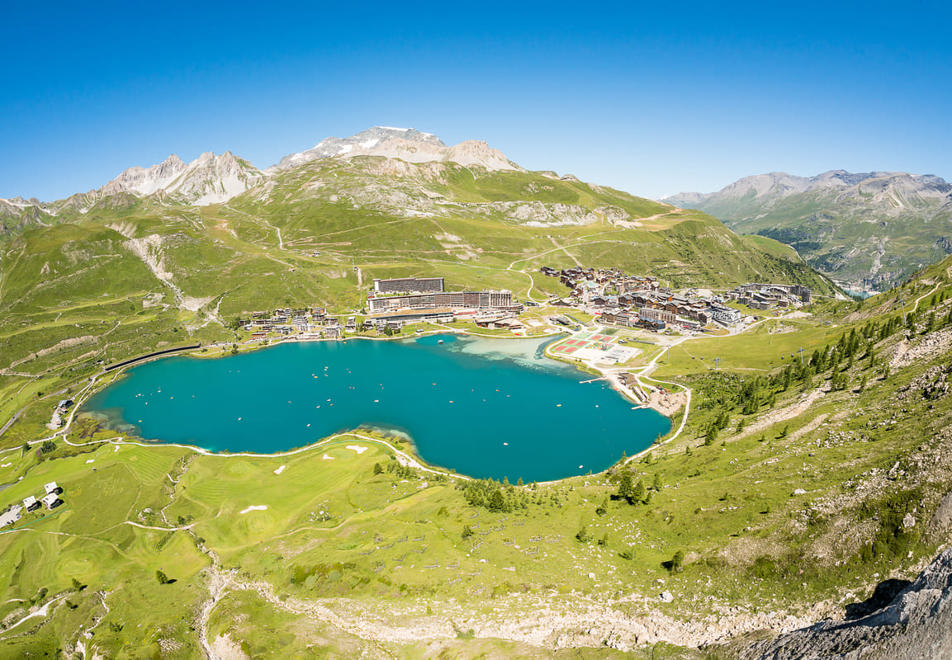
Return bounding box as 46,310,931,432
2,1,950,201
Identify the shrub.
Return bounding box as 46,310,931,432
670,550,685,573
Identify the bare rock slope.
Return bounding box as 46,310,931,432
744,547,952,659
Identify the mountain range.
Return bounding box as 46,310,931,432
0,127,520,229
666,170,952,292
0,126,834,349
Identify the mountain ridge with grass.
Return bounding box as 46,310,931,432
665,170,952,293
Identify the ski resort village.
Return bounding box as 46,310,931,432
235,270,812,344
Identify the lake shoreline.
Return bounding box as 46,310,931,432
76,329,671,483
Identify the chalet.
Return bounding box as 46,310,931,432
23,495,40,512
44,481,60,495
41,493,61,510
0,505,23,528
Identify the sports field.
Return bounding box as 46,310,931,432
549,331,616,355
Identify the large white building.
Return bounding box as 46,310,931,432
368,290,513,314
373,277,445,294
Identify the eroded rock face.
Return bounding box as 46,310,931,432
743,548,952,659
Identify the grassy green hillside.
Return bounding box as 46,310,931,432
1,155,895,657
1,252,951,655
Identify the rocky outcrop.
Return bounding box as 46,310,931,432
742,548,952,659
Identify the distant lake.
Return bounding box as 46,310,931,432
83,334,670,482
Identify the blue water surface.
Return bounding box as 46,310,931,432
84,334,670,482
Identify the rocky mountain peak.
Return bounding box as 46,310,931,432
275,126,520,171
98,151,263,206
102,154,189,196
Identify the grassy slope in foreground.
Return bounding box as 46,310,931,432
0,253,950,655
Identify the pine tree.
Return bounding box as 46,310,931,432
632,479,646,504
617,473,634,502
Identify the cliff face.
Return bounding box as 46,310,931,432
743,547,952,659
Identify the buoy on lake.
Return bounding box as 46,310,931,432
503,442,509,446
238,417,242,421
556,403,562,407
578,465,584,469
438,339,444,344
306,423,311,427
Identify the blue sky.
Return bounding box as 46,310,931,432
2,1,950,201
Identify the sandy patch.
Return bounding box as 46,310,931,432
273,465,286,475
211,634,249,660
346,445,368,454
239,505,268,515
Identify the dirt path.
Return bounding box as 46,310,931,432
733,388,826,442
911,282,940,313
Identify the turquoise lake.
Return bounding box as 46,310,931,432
84,334,670,482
